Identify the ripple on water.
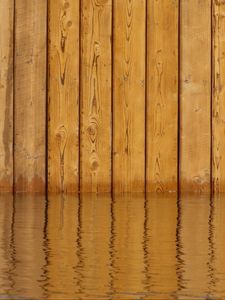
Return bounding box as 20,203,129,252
0,193,225,299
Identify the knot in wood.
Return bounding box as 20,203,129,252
87,125,96,136
55,126,67,145
63,2,70,9
95,0,109,7
91,160,99,171
93,42,100,57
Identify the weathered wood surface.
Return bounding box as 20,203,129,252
212,0,225,193
2,0,225,193
146,0,178,193
0,0,14,192
180,0,211,193
113,0,146,193
48,0,79,192
80,0,112,193
14,0,47,192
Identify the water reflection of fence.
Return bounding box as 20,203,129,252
0,194,225,299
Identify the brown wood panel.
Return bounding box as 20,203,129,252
0,0,14,192
113,0,146,193
14,0,47,192
146,0,178,193
212,0,225,193
48,0,79,193
80,0,112,193
180,0,211,193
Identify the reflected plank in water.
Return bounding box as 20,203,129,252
0,195,14,294
212,195,225,297
144,194,178,299
177,194,211,299
1,194,225,299
3,195,46,298
111,194,146,299
78,194,111,299
45,194,79,299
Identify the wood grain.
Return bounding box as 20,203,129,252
48,0,79,193
180,0,211,193
0,0,14,192
80,0,112,192
113,0,146,193
14,0,47,192
212,0,225,193
146,0,178,193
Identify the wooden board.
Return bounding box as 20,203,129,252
113,0,146,193
146,0,178,193
0,0,14,192
14,0,47,192
80,0,112,193
180,0,211,193
48,0,79,193
212,0,225,193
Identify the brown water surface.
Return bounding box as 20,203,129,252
0,194,224,299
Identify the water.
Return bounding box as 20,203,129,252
0,194,225,300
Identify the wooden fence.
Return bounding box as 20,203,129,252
0,0,223,193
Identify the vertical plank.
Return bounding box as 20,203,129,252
146,0,178,193
212,0,225,193
48,0,79,193
14,0,47,192
113,0,146,192
80,0,112,192
180,0,211,193
0,0,13,192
